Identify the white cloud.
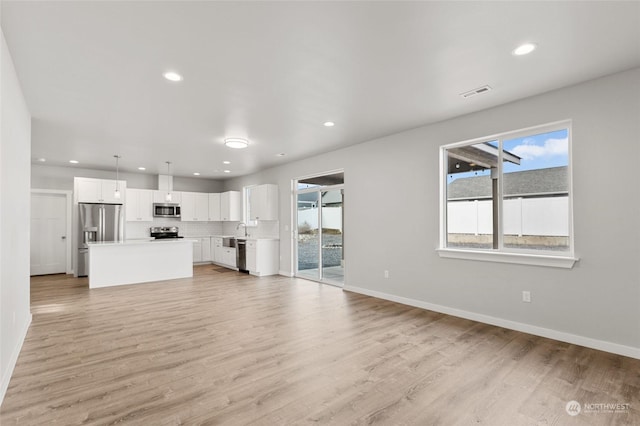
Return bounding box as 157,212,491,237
511,137,568,160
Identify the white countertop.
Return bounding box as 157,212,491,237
187,235,279,241
88,238,198,247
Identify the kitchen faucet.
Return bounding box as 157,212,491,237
236,222,248,237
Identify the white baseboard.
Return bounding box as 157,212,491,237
0,314,32,405
279,270,294,277
343,285,640,360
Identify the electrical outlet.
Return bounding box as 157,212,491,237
522,291,531,303
384,270,389,278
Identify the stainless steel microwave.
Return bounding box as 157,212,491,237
153,203,181,218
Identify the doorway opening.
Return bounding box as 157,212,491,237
294,171,344,286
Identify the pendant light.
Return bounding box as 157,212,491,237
165,161,172,202
114,155,121,199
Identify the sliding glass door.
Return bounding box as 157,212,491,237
297,192,319,281
295,172,344,286
320,189,343,283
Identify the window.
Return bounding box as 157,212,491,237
243,185,258,227
439,120,577,268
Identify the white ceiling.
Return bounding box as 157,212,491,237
2,1,639,179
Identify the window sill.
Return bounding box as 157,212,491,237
436,248,578,269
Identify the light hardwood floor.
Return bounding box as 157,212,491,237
1,265,638,425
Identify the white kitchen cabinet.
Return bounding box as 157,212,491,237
125,188,153,221
153,190,182,204
246,239,279,276
248,184,278,221
202,237,212,262
208,193,221,221
211,237,236,268
222,247,236,267
192,239,203,263
75,177,127,204
212,237,223,263
220,191,241,221
192,237,212,263
181,192,209,222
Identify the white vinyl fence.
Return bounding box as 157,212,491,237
447,196,569,236
298,207,342,232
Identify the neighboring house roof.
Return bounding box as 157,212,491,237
447,166,568,200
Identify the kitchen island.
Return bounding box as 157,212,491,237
88,239,196,289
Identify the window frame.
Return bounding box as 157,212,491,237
437,120,578,268
242,185,258,228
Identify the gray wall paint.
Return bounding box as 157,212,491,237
32,164,224,193
225,68,640,350
1,29,32,401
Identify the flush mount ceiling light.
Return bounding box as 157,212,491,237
69,160,79,164
193,172,200,176
512,42,537,56
223,170,231,174
276,153,286,157
138,167,146,171
323,121,335,127
37,158,46,162
163,71,183,82
223,160,231,165
224,138,249,149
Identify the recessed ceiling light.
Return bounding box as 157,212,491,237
224,138,249,149
276,153,286,157
512,43,537,56
69,160,79,164
223,170,231,173
37,158,46,162
323,121,335,127
223,160,231,164
138,167,146,171
193,172,200,176
163,71,183,82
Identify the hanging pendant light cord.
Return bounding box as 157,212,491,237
114,155,121,198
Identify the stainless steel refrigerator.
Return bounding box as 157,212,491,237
77,203,124,276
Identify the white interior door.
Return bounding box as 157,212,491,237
31,193,67,275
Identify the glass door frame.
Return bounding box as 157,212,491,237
293,172,344,287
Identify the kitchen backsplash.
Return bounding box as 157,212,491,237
126,220,279,239
223,220,279,238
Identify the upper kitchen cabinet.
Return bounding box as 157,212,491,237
75,177,127,204
125,188,153,221
208,193,221,221
248,184,278,221
152,191,182,205
220,191,241,221
181,192,209,222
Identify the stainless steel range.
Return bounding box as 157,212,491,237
150,226,183,239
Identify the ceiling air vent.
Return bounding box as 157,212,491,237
460,85,492,99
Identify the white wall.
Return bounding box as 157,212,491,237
225,68,640,356
0,28,32,404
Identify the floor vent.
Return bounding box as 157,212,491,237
460,85,492,99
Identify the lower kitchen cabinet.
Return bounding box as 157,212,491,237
212,237,223,263
223,248,236,267
193,237,212,263
193,239,202,263
212,237,236,268
246,239,279,276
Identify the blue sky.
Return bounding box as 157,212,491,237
448,129,568,181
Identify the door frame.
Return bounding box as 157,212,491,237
292,169,345,286
31,189,73,274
